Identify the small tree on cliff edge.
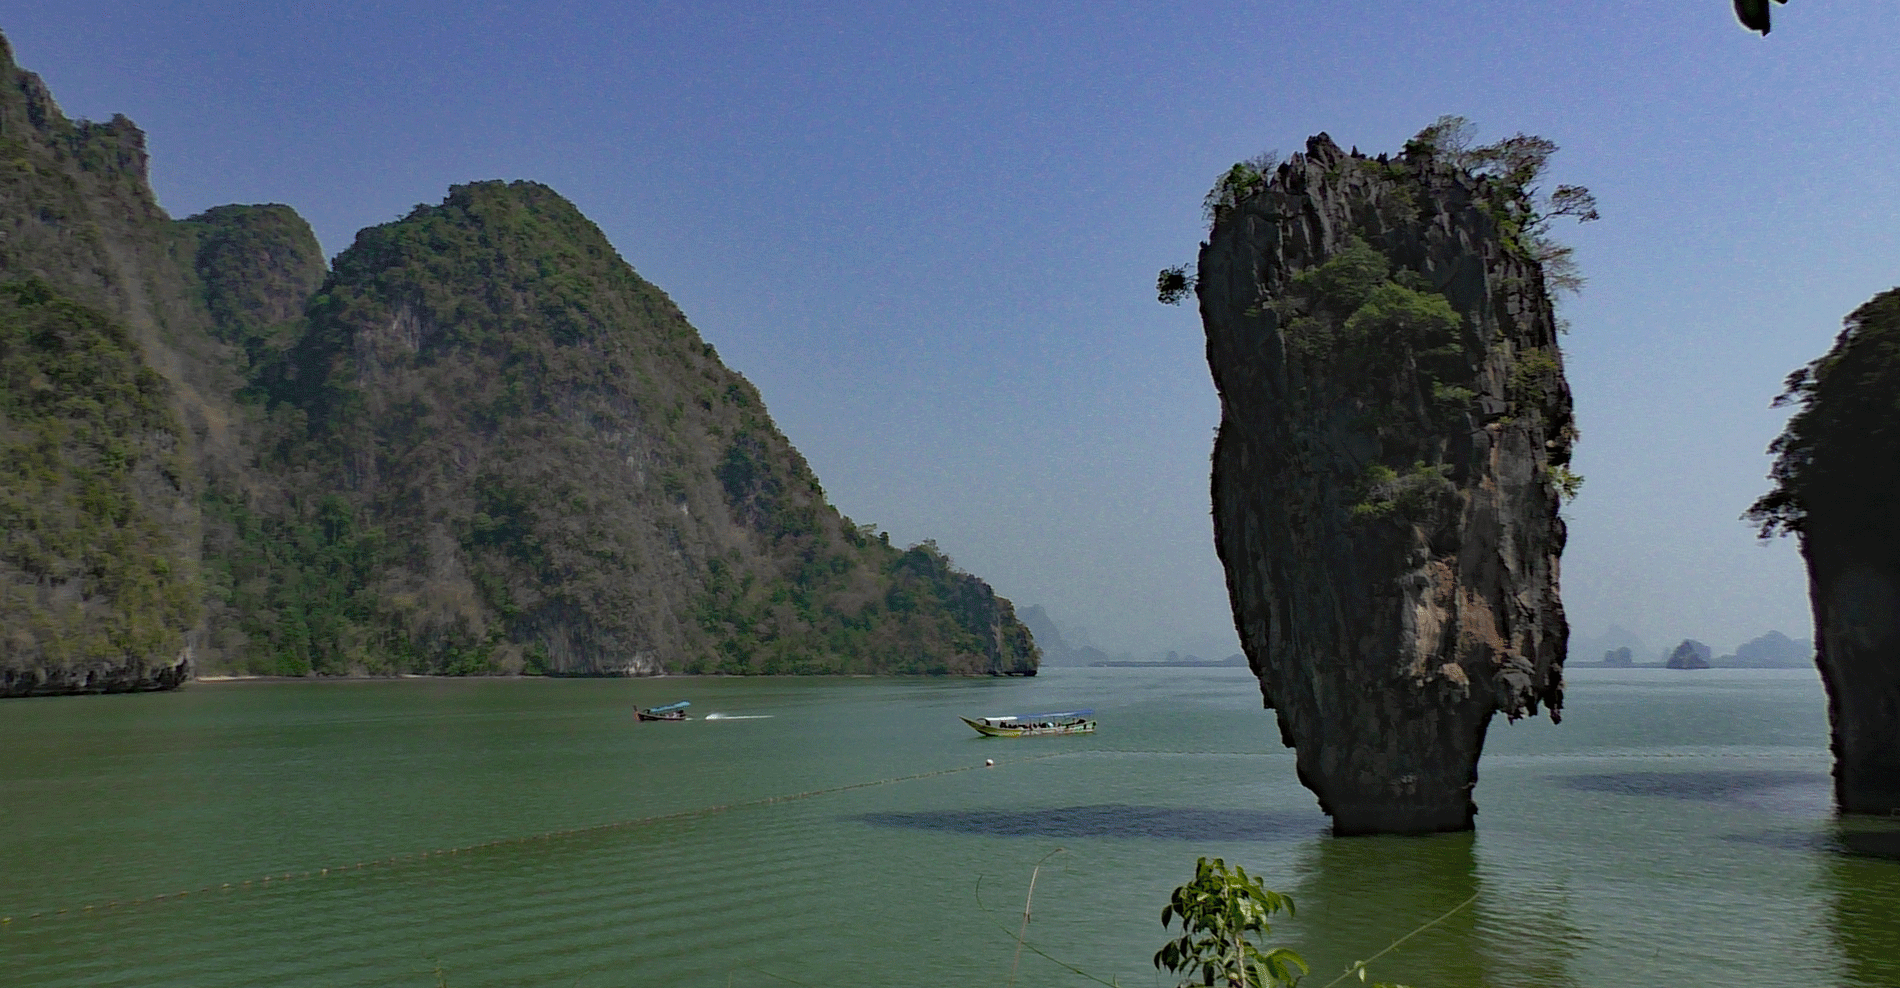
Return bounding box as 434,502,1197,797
1406,116,1599,296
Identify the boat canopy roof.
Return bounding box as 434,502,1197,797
645,701,691,713
980,709,1092,723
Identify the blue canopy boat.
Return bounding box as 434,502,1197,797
960,709,1094,737
638,700,692,722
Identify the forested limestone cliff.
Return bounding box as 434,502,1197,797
1193,128,1579,833
1750,288,1900,815
0,32,1035,694
0,31,234,695
230,181,1036,677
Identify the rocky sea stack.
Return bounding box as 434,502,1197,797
0,33,1035,694
1193,128,1580,833
1749,288,1900,814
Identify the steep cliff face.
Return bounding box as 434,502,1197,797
1749,288,1900,814
1199,133,1574,834
0,34,220,695
0,35,328,693
0,280,198,695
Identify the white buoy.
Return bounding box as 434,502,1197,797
985,759,995,767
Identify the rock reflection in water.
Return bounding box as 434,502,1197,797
853,804,1327,841
1825,826,1900,988
1286,832,1583,988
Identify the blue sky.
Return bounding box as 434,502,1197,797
9,2,1897,658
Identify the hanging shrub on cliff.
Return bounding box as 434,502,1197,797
1747,288,1900,539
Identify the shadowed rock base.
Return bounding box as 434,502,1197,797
1280,677,1492,835
1809,559,1900,815
1,654,191,697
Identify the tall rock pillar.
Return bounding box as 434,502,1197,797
1750,288,1900,814
1199,133,1575,834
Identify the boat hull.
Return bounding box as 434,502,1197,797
960,716,1095,737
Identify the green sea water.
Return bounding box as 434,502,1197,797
3,666,1898,987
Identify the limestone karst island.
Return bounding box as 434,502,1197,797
0,35,1034,696
1184,127,1578,834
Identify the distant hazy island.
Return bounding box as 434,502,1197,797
0,33,1035,696
1016,605,1245,668
1578,627,1812,669
1090,654,1249,669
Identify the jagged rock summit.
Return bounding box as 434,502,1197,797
1197,130,1577,834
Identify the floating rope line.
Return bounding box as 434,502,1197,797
1,751,1076,929
1086,749,1289,757
1091,748,1826,759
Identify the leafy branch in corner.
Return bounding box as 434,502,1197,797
1154,857,1308,987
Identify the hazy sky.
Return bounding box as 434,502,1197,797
9,3,1897,658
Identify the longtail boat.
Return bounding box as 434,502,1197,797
960,709,1094,737
638,701,692,722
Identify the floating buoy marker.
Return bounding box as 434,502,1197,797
985,759,995,767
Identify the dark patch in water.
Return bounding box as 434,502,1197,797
1558,769,1826,807
854,804,1328,841
1724,827,1900,860
1721,829,1832,853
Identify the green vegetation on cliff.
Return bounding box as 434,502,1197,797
1168,119,1588,511
1746,288,1900,814
175,203,328,376
0,279,199,689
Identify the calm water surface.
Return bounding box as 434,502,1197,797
4,667,1898,987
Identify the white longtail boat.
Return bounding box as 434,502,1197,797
960,709,1095,737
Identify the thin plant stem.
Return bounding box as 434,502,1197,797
998,924,1123,988
1007,847,1065,988
1316,890,1481,988
735,967,823,986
